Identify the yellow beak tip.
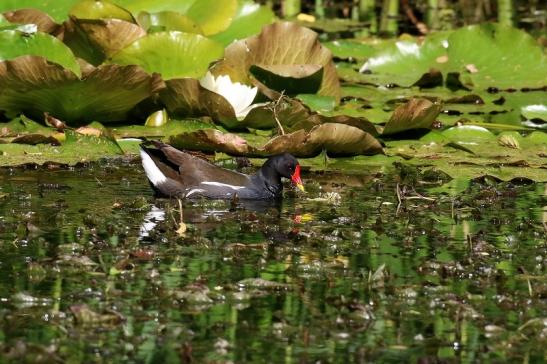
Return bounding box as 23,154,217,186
296,183,305,192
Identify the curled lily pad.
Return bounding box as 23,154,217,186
212,21,341,101
382,98,442,135
441,125,496,144
0,29,80,76
261,123,382,157
210,0,275,46
169,123,383,158
0,56,162,123
63,17,146,65
250,64,323,96
137,11,202,33
2,8,60,33
110,31,224,79
169,128,249,154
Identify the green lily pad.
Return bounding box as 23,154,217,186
112,118,213,138
0,0,81,22
441,125,497,144
137,11,202,33
2,8,59,33
0,56,161,123
446,24,547,90
359,33,449,88
0,29,80,76
521,104,547,122
112,0,194,14
69,0,134,22
212,21,341,102
185,0,236,36
210,0,275,46
296,94,336,112
322,39,376,61
110,31,224,79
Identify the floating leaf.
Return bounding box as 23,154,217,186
63,17,146,65
169,128,249,154
0,29,80,76
2,8,60,33
110,31,224,79
0,56,161,123
144,109,168,127
441,125,496,144
262,123,383,157
160,77,237,126
69,0,134,22
185,0,236,36
137,11,202,33
212,21,341,101
382,98,442,135
210,0,275,46
249,64,323,96
0,0,81,22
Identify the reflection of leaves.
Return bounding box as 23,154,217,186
383,98,441,135
212,21,341,101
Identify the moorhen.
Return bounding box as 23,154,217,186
140,142,304,199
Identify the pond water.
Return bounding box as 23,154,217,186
0,161,545,363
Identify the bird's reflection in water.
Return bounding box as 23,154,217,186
138,197,292,241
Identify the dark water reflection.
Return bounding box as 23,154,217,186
0,162,545,363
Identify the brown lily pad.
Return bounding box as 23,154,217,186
2,8,60,34
169,123,382,158
63,17,146,65
0,55,162,123
211,21,341,102
382,98,442,135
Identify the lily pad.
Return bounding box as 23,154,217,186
2,8,60,33
184,0,236,36
110,31,224,79
63,17,146,65
521,104,547,122
261,123,383,157
212,21,341,102
441,125,497,144
159,78,237,126
169,123,383,157
0,0,81,22
0,56,161,123
250,64,324,96
446,24,547,90
137,11,202,33
210,0,275,46
382,98,442,135
69,0,134,22
0,29,80,76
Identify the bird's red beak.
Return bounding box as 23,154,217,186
291,165,305,192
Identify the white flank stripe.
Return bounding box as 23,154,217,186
185,188,205,197
140,149,167,186
200,181,245,190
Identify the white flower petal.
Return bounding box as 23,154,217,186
199,71,257,120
